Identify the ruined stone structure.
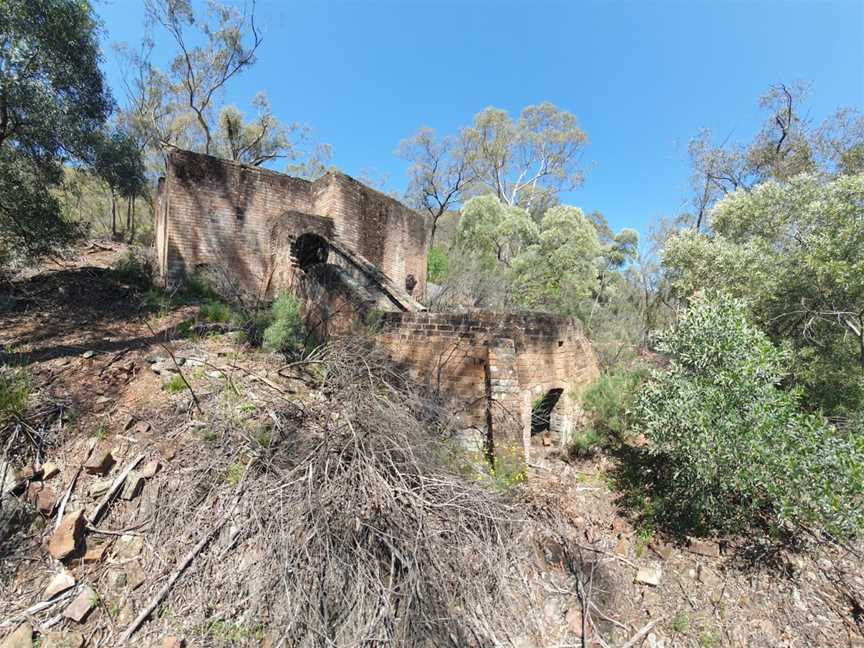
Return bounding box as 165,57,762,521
155,148,599,458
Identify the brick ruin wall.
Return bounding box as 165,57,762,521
373,311,599,457
155,149,429,300
154,148,601,460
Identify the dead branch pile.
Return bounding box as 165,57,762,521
145,339,540,647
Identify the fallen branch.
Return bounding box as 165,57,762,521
620,617,664,648
118,461,252,644
89,454,144,525
55,438,97,532
0,587,78,628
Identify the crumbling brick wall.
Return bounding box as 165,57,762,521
373,311,599,455
156,149,429,300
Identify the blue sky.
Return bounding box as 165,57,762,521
96,0,864,237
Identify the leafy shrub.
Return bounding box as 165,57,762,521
262,293,306,355
198,299,235,324
634,293,864,538
110,248,153,288
568,427,601,458
581,367,648,440
427,246,449,283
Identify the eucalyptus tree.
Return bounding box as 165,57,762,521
0,0,113,262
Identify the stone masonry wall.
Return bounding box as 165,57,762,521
373,311,599,452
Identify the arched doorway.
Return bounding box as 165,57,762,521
292,233,330,271
531,388,564,435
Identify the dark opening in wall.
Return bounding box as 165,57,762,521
531,388,564,435
293,233,330,271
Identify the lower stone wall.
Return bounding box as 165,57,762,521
372,311,599,455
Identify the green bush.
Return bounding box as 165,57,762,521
581,367,648,440
198,299,235,324
635,293,864,538
262,293,306,355
110,249,153,288
568,427,601,458
427,246,449,283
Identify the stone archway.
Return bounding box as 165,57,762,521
292,232,330,271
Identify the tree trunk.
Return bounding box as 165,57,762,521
130,196,136,242
110,190,117,239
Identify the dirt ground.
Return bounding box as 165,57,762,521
1,243,863,647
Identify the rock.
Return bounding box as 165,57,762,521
139,460,161,479
44,572,76,599
18,465,42,481
25,482,57,515
131,421,151,435
565,607,583,636
614,537,630,556
84,450,114,475
115,534,144,560
121,472,144,500
542,432,552,447
1,461,22,494
81,351,95,359
41,462,60,480
636,565,662,586
611,516,631,535
687,537,720,558
698,564,722,590
48,511,86,560
81,542,107,564
206,370,223,379
0,622,32,648
95,396,112,405
122,415,136,431
126,562,146,590
63,587,96,623
41,631,84,648
107,570,127,590
648,540,673,561
162,638,185,648
117,602,135,625
87,478,113,498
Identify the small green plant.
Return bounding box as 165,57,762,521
250,425,273,448
568,427,601,458
226,462,245,487
110,249,152,288
699,629,720,647
198,299,235,323
672,610,691,634
92,419,109,440
262,292,306,355
488,446,527,491
182,267,221,301
163,374,187,394
0,367,30,424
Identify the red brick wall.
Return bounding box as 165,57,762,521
156,149,429,300
373,311,599,444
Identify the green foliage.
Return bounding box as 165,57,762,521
568,427,601,458
0,0,113,263
427,246,449,283
581,368,648,440
163,374,187,394
198,299,235,324
110,250,153,288
0,368,30,424
262,293,306,355
510,205,602,312
664,173,864,416
634,293,864,538
454,195,537,268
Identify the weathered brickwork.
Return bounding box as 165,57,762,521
156,149,429,299
373,311,599,454
154,147,599,461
